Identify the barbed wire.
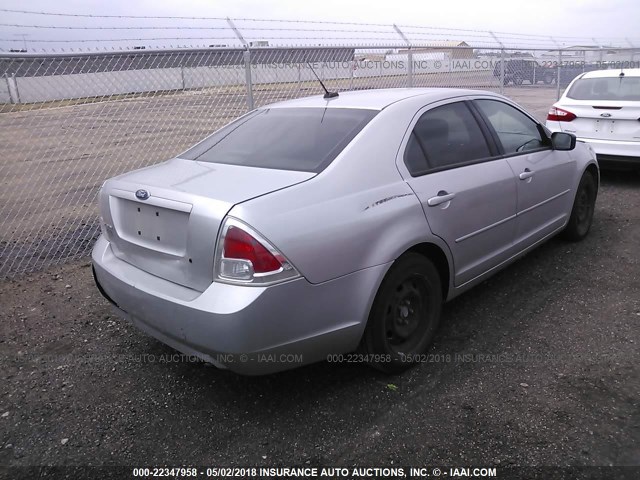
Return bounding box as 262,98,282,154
0,23,572,44
1,7,638,44
0,23,231,30
0,38,577,48
1,35,636,49
0,8,229,20
0,24,501,40
0,37,240,43
0,24,495,44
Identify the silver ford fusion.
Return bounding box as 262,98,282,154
92,88,599,374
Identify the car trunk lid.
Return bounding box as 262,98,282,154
99,158,314,291
558,101,640,142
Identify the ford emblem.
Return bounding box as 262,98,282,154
135,189,150,200
600,113,612,118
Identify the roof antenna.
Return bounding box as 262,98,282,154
306,62,339,99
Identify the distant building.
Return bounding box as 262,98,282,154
398,41,474,59
386,51,448,63
0,47,356,77
538,45,626,63
249,40,270,48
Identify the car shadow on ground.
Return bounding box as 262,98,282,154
599,168,640,187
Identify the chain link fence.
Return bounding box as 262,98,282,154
1,35,639,277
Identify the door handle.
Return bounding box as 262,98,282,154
519,168,535,180
427,191,456,207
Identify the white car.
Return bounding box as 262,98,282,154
546,68,640,169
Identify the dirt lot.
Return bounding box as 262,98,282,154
1,170,638,477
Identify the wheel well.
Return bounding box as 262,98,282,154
585,163,599,191
406,243,450,300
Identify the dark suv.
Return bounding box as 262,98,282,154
493,59,555,86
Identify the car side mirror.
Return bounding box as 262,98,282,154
551,132,576,151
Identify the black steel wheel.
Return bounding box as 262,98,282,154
362,253,442,373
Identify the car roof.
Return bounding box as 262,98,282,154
579,68,640,79
262,87,502,111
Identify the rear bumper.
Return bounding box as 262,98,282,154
595,154,640,169
91,235,387,374
587,138,640,169
546,125,640,167
578,138,640,162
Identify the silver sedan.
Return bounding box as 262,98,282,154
92,88,599,374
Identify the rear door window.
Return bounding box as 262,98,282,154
183,107,378,173
404,101,492,175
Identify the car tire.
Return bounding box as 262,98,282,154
361,253,442,373
513,73,524,86
562,171,597,241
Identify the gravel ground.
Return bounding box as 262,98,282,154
1,170,639,478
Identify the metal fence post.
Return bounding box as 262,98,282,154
243,49,254,110
556,50,562,100
11,73,21,104
490,31,505,94
349,60,355,90
393,24,412,87
4,74,13,104
500,49,505,95
226,17,254,111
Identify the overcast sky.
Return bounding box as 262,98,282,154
1,0,639,51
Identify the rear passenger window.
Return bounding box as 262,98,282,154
404,102,491,175
474,99,547,154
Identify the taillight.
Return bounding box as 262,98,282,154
547,107,576,122
224,226,282,273
214,217,299,285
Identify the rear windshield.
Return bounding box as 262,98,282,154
182,107,378,173
566,76,640,101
